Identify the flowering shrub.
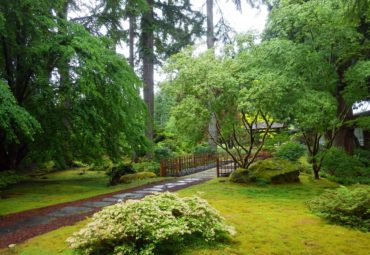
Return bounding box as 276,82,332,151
67,192,234,255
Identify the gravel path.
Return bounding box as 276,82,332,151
0,168,217,248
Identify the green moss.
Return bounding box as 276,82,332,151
178,176,370,255
230,158,301,184
4,175,369,255
119,172,157,183
0,169,168,216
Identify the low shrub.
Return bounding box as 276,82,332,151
321,147,369,184
67,192,234,255
307,186,370,231
230,158,301,184
354,148,370,167
192,144,215,155
0,171,24,191
276,141,306,162
132,161,160,175
90,158,113,171
263,132,291,152
154,147,173,161
119,172,157,183
106,163,135,186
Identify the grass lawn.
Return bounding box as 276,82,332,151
2,174,370,255
0,169,167,216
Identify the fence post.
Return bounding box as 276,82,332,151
216,156,220,177
160,160,166,177
177,157,182,177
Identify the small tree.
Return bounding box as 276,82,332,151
164,47,279,168
293,91,343,179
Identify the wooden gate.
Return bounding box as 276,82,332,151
216,155,237,177
160,153,237,177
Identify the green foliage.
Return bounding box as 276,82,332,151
0,81,40,146
67,192,234,255
344,60,370,105
276,141,306,162
106,164,135,186
192,144,215,155
132,161,160,175
0,1,147,170
154,84,176,129
354,148,370,167
230,158,301,184
154,147,173,161
229,168,255,183
321,147,370,184
307,186,370,231
263,132,291,152
0,171,24,191
119,172,157,183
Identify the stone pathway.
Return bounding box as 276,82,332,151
0,168,217,248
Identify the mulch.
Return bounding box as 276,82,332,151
0,178,209,249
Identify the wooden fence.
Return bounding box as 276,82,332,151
160,153,217,177
160,151,272,178
216,155,238,177
160,153,237,177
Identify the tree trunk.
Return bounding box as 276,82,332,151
141,0,154,143
206,0,214,49
206,0,217,152
312,157,320,180
129,15,135,68
333,93,357,154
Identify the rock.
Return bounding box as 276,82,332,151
230,158,301,184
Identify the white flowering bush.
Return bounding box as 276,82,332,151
67,192,234,255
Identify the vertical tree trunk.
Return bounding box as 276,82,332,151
141,0,154,143
206,0,217,152
129,15,135,68
333,92,357,155
206,0,214,49
312,157,320,180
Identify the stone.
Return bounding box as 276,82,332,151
82,201,115,208
102,197,119,202
48,206,93,217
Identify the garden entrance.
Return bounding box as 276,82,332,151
159,154,237,177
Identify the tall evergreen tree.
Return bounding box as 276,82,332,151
0,0,147,170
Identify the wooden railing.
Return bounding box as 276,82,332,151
160,151,272,177
216,155,237,177
160,154,217,177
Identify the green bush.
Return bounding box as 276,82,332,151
119,172,157,183
154,147,173,161
321,147,370,184
192,144,215,155
307,186,370,231
264,132,291,152
354,148,370,167
276,141,306,161
67,192,234,255
230,158,301,184
132,161,160,175
106,163,135,186
0,171,24,191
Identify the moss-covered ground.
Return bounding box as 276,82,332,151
2,174,370,255
0,169,167,216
